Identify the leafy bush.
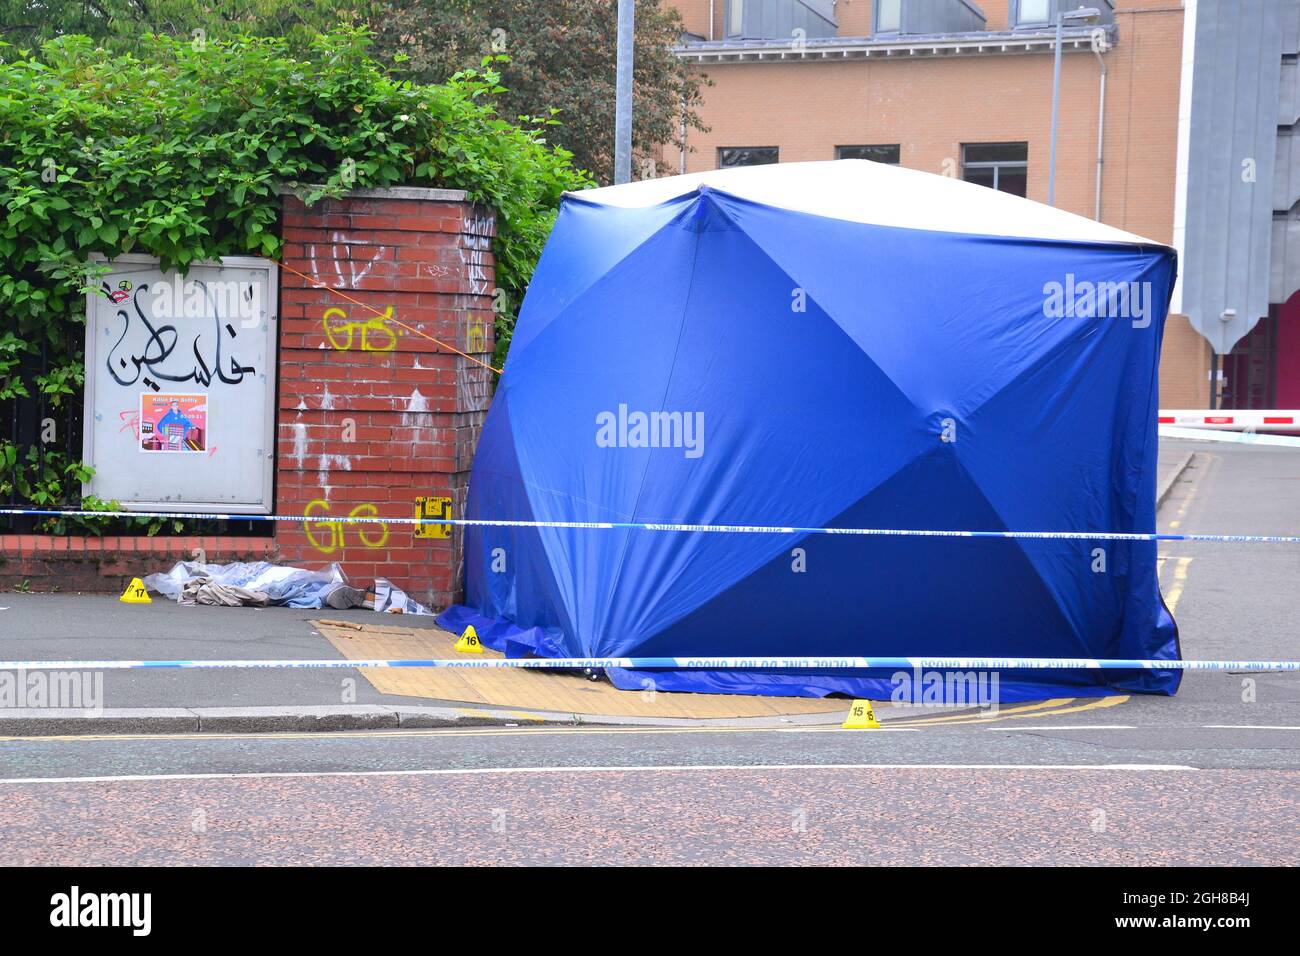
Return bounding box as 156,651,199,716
0,1,708,186
0,27,590,530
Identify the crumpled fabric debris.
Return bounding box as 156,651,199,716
144,561,361,609
179,578,270,607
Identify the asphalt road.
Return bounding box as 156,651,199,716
0,722,1296,864
1,436,1297,864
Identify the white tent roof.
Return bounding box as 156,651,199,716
568,160,1166,248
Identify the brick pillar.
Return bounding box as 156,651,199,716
276,186,496,609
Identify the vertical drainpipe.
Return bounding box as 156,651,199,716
1048,15,1064,206
1093,44,1107,221
1170,0,1198,321
680,88,688,174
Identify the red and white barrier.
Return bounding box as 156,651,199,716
1158,410,1300,434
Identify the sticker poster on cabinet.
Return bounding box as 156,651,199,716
140,393,207,453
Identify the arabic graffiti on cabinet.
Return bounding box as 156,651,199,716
104,279,258,389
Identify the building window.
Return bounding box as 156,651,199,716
726,0,744,37
961,142,1029,197
718,147,779,168
836,145,901,165
1014,0,1053,26
876,0,903,33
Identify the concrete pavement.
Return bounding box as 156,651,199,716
0,598,438,711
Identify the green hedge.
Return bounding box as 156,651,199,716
0,28,590,531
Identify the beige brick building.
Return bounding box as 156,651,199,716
662,0,1275,410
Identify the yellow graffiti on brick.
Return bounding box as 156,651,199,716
466,316,489,354
322,305,398,352
303,499,390,554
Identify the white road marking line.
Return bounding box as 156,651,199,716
998,724,1300,733
0,724,909,744
1202,725,1300,731
0,762,1197,785
985,725,1136,731
832,728,921,732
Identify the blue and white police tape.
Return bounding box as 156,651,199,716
0,657,1298,671
1,507,1297,545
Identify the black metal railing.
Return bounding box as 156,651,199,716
1,347,269,537
1,341,83,533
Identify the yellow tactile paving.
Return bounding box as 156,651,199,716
315,621,851,719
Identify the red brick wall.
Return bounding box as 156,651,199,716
0,535,275,593
273,186,496,609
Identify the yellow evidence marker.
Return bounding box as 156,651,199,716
119,577,152,605
453,625,484,654
842,699,881,729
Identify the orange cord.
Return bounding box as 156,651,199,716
276,258,503,375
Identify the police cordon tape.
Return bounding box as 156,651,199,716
1,507,1298,545
0,657,1298,671
1158,425,1300,448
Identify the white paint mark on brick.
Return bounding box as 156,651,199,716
456,206,495,415
307,232,391,288
318,453,349,494
401,387,436,450
291,421,307,468
406,388,429,414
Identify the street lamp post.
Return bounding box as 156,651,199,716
614,0,636,184
1047,6,1102,207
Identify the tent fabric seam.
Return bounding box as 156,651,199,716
592,212,708,651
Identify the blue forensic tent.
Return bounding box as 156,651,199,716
439,160,1182,703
